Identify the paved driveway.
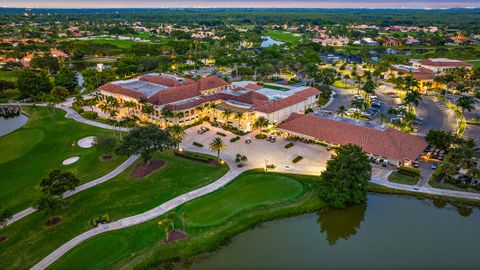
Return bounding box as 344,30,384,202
181,123,331,175
415,96,457,136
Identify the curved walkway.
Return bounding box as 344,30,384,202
371,177,480,200
5,154,139,227
31,153,247,270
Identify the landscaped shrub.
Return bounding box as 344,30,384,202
192,141,204,147
91,213,111,227
216,132,227,137
255,134,267,139
292,156,303,163
72,104,84,114
81,111,97,120
174,150,213,164
285,142,294,149
230,136,240,143
398,166,421,178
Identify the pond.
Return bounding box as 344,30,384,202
177,194,480,269
261,36,284,48
0,114,28,137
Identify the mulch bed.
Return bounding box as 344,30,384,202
0,236,6,243
164,230,188,244
208,159,220,165
101,155,113,161
131,160,166,179
45,216,62,227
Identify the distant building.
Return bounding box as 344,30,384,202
413,58,473,73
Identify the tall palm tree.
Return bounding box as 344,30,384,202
253,116,269,130
234,112,244,128
222,110,232,123
439,162,458,183
456,95,475,122
336,105,346,117
209,102,218,120
74,95,84,106
209,137,227,163
167,124,185,150
404,90,422,110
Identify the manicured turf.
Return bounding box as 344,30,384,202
0,107,127,212
388,171,419,186
266,29,302,43
0,150,228,269
333,80,356,89
50,171,321,270
75,39,152,48
263,84,290,91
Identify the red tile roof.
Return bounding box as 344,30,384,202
419,59,472,68
148,75,229,105
255,87,320,113
278,113,427,160
98,83,145,99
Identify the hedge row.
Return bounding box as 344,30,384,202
292,156,303,163
230,136,240,143
174,150,213,164
216,132,227,137
81,111,98,120
192,141,204,147
285,142,294,149
398,166,421,177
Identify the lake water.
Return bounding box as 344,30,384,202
0,114,28,137
177,194,480,269
261,36,284,47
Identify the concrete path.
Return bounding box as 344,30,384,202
371,177,480,200
5,155,139,227
31,155,247,270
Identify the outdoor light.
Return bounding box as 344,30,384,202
179,147,184,152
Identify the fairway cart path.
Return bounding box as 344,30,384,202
5,155,139,227
31,151,248,270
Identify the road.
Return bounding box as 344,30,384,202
323,86,356,112
415,96,457,136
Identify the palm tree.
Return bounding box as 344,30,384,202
253,116,269,130
456,95,475,122
222,109,232,121
158,220,170,242
209,102,218,120
439,162,458,183
234,112,243,128
167,124,185,150
424,81,432,95
74,95,84,106
209,137,227,163
336,105,346,117
404,90,422,110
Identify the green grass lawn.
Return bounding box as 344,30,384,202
0,89,21,102
388,171,419,186
50,171,322,270
0,150,228,269
78,39,151,48
0,107,128,212
266,30,302,43
333,80,356,89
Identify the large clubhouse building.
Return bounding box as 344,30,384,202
98,73,321,131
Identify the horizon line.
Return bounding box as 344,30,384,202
2,6,480,10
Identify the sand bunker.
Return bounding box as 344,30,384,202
78,136,96,148
62,156,80,165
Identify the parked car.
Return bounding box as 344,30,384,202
413,161,419,168
431,164,438,170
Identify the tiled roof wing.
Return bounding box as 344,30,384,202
278,113,427,160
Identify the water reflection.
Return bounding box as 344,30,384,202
317,203,367,246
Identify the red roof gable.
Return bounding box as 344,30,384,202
278,113,427,160
98,83,145,99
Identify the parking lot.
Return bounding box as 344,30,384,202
181,123,331,175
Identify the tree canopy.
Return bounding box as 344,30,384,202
40,169,80,197
319,144,371,208
117,125,175,163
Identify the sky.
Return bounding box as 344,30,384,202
1,0,480,9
